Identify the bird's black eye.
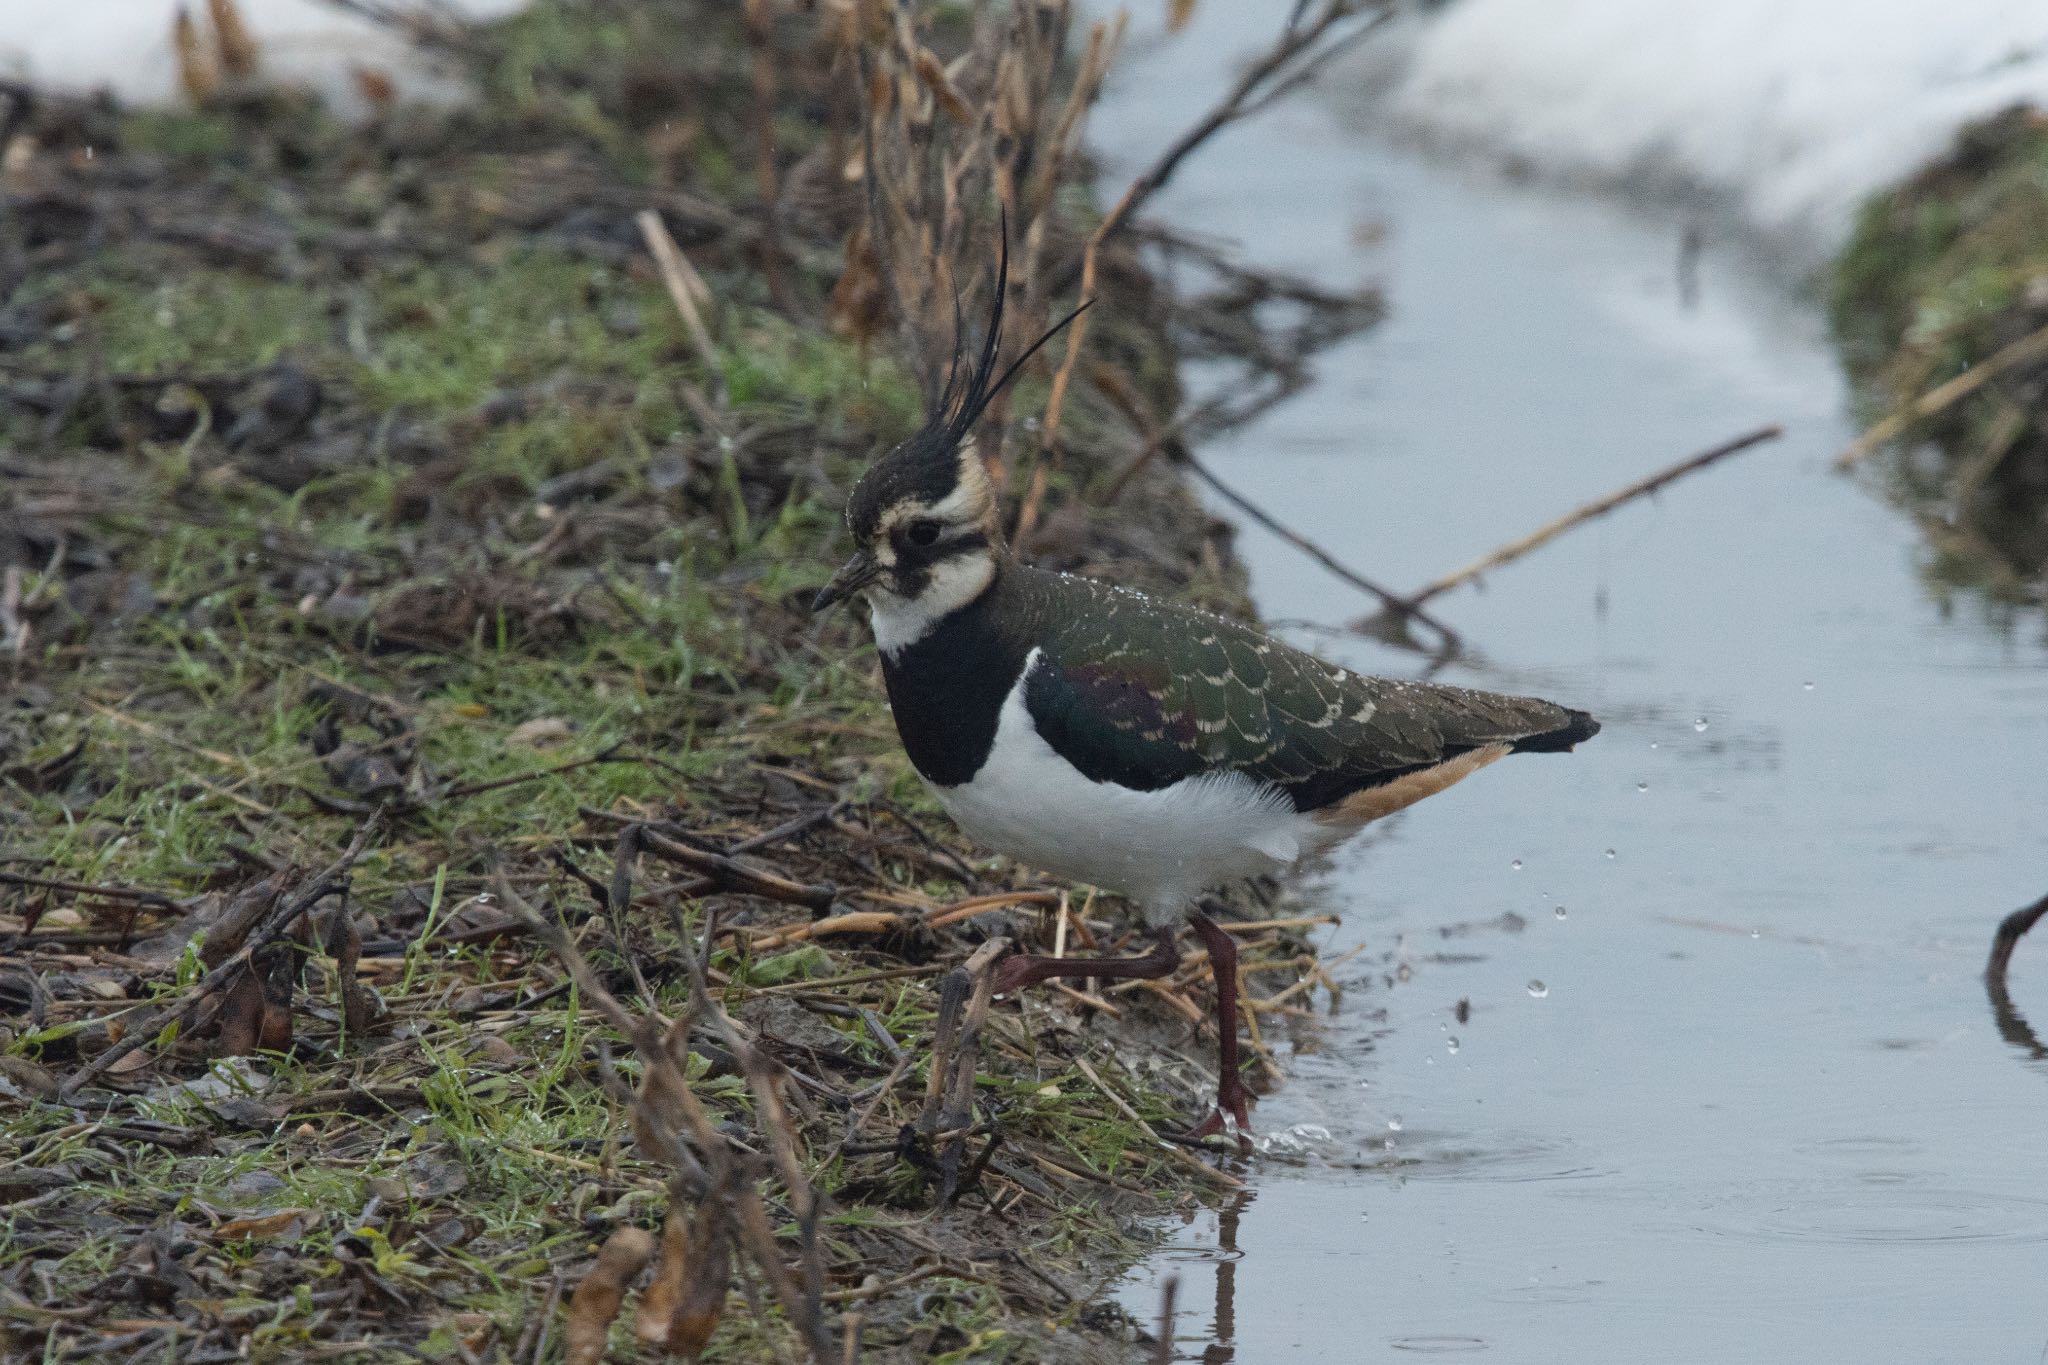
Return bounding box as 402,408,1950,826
905,520,941,548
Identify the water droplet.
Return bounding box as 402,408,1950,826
1636,781,1649,793
1649,740,1659,750
1528,980,1549,998
1802,681,1815,691
1694,716,1709,732
1510,859,1522,871
1446,1036,1460,1054
1604,848,1617,860
1387,1117,1403,1132
1750,928,1761,939
1553,905,1567,920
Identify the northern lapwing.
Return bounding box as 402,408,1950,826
814,244,1600,1144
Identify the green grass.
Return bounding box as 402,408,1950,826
1828,106,2048,612
0,2,1276,1359
1831,111,2048,380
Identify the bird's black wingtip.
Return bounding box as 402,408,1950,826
1514,708,1601,754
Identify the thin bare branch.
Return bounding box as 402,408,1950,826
58,810,382,1099
1834,319,2048,469
1395,424,1784,611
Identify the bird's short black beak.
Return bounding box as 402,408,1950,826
812,550,881,614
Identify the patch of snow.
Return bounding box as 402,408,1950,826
0,1,532,118
1385,0,2048,251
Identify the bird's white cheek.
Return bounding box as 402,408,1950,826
867,554,994,656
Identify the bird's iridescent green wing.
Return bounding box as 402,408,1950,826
1014,569,1590,807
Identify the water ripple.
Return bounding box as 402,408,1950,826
1684,1185,2048,1246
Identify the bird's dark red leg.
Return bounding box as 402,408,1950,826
1182,908,1253,1149
990,924,1180,997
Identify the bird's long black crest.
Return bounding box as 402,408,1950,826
936,222,1093,443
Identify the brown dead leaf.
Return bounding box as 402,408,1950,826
853,0,891,45
633,1207,690,1346
353,66,396,110
316,904,384,1035
449,1310,494,1354
257,953,296,1052
470,1035,522,1069
207,0,260,79
565,1227,655,1365
217,964,265,1057
180,874,284,969
214,1207,312,1241
913,47,973,124
0,735,86,795
0,1054,58,1100
106,1047,157,1076
630,1019,697,1165
217,949,294,1058
174,7,221,106
666,1200,731,1359
830,221,889,351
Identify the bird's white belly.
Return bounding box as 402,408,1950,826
931,660,1327,922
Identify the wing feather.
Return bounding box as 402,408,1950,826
1013,568,1592,811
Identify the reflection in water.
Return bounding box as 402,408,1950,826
1202,1189,1249,1363
1894,482,2048,632
1155,1188,1255,1363
1986,893,2048,1059
1099,4,2048,1354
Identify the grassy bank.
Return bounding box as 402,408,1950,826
0,3,1346,1360
1829,105,2048,617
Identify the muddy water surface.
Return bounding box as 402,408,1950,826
1092,6,2048,1361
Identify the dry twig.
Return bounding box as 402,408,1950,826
1384,423,1784,616
1174,444,1463,653
500,849,838,1361
1987,892,2048,1058
58,812,381,1098
1987,892,2048,983
1035,0,1393,465
1835,320,2048,470
637,210,726,403
918,936,1008,1205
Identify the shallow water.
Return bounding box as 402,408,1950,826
1093,6,2048,1361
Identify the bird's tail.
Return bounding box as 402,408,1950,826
1511,708,1600,753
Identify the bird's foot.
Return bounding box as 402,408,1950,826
990,930,1182,998
1169,1081,1255,1153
